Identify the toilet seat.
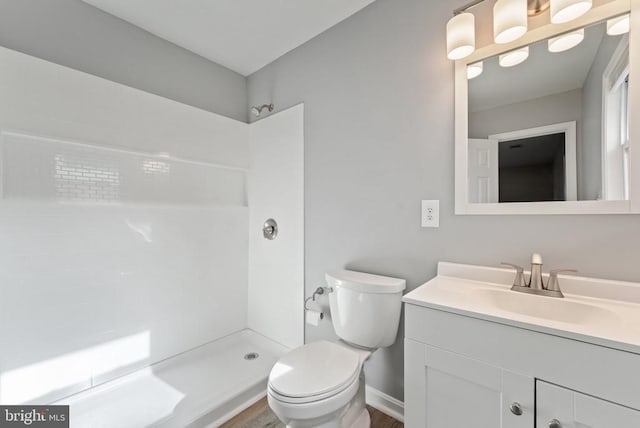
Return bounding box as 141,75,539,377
267,373,361,423
268,341,362,404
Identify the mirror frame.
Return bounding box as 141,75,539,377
455,0,639,215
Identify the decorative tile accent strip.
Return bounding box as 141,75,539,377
1,131,246,206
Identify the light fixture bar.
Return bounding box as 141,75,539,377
527,0,550,16
453,0,487,15
454,0,550,15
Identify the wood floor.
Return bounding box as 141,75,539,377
220,397,403,428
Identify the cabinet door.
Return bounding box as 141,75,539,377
537,380,640,428
405,340,533,427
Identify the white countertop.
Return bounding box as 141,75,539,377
403,262,640,355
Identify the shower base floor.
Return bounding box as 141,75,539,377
55,329,289,428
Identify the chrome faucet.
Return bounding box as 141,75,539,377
501,253,577,298
528,252,544,290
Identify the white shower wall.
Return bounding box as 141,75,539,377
0,47,251,404
248,105,305,349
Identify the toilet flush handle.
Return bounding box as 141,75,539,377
309,286,333,300
311,287,324,300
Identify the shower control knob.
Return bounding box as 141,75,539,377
262,218,278,240
548,419,562,428
509,402,523,416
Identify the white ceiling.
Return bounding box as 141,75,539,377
82,0,376,76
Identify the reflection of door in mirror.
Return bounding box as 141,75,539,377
468,122,577,203
469,139,498,203
497,134,566,202
488,122,577,203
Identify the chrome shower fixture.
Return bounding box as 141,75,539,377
251,103,274,117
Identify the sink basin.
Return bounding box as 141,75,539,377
470,288,615,325
402,262,640,353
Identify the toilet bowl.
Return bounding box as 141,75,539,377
267,270,406,428
267,341,370,427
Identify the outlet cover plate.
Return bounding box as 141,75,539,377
421,200,439,228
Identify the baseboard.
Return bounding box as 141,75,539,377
365,385,404,423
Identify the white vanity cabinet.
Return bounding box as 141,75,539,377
403,262,640,428
404,305,640,428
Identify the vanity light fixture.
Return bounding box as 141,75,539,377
447,0,596,61
499,46,530,67
447,12,476,60
467,61,484,79
550,0,592,24
494,0,528,44
548,28,585,52
607,14,630,35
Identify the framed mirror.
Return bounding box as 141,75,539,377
455,0,639,214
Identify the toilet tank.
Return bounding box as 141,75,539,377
325,270,406,349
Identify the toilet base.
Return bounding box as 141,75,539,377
348,406,371,428
338,378,369,428
284,407,369,428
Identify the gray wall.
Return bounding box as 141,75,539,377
0,0,247,122
248,0,640,401
469,89,582,140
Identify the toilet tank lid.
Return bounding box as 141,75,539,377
325,270,406,294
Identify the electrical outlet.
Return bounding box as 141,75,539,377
421,200,440,228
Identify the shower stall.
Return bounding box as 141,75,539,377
0,46,303,427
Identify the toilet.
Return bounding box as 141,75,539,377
267,270,406,427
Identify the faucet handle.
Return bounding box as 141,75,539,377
546,269,578,294
501,262,527,287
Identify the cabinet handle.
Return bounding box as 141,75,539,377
548,419,562,428
509,402,523,416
